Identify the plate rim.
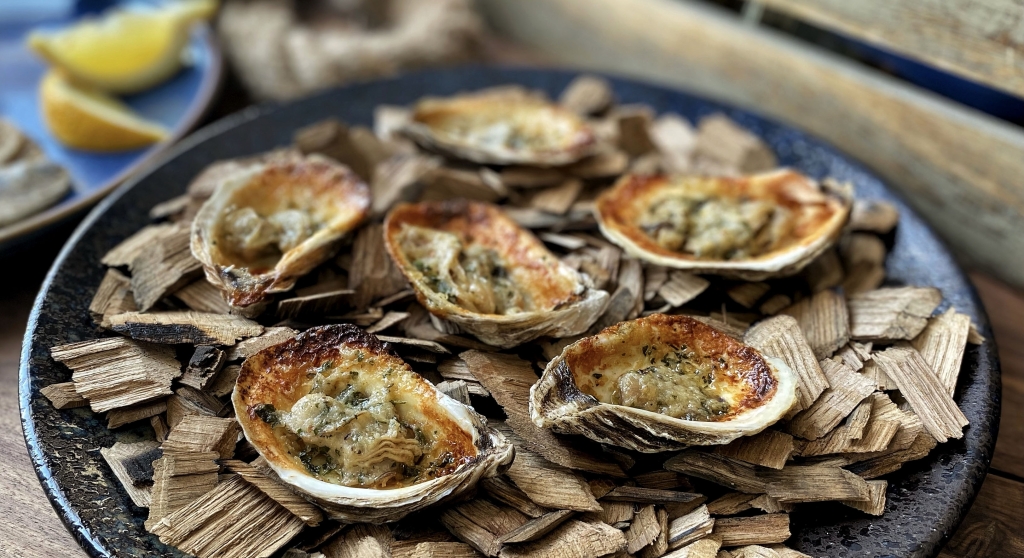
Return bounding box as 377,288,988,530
17,65,1001,558
0,22,224,251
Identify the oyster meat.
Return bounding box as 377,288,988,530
401,88,597,166
384,200,609,348
530,314,797,452
190,153,370,312
233,324,514,523
594,169,851,280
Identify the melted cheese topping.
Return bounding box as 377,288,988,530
220,206,316,267
396,224,531,315
418,97,581,154
638,195,792,260
252,347,471,489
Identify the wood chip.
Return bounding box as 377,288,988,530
707,493,758,516
714,430,795,469
173,280,231,314
420,166,504,203
440,507,502,557
322,524,392,558
803,250,844,293
644,265,669,301
667,505,714,549
129,224,203,311
848,287,941,341
223,460,324,526
481,477,550,519
109,311,263,346
583,500,635,525
727,282,770,309
911,308,971,395
437,380,472,406
779,290,849,360
664,451,766,494
763,465,870,503
614,105,657,156
505,449,601,512
846,429,937,479
51,337,180,413
859,359,898,391
758,295,792,316
834,341,872,372
108,399,168,429
366,311,410,334
650,113,696,173
90,268,137,327
712,514,790,547
101,440,161,507
149,475,305,558
634,470,690,491
664,537,721,558
371,153,441,214
277,289,354,319
40,381,87,409
393,542,478,558
693,114,776,174
559,75,614,115
180,346,226,390
626,505,661,553
603,486,704,506
497,520,626,558
349,222,410,309
799,392,902,456
840,479,887,516
785,359,875,440
849,200,899,234
227,327,297,360
765,545,811,558
461,350,625,477
161,415,240,459
659,271,710,307
102,223,175,267
377,335,450,354
500,167,566,189
638,507,671,558
871,345,968,442
730,545,782,558
744,316,829,413
151,415,169,442
843,397,874,440
530,179,583,215
146,451,220,529
564,150,630,179
499,509,576,544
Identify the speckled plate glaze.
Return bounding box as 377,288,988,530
20,67,1000,558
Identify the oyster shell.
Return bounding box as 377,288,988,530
0,159,71,227
190,153,370,312
530,314,797,452
401,88,597,166
384,200,609,348
594,169,851,280
233,324,514,523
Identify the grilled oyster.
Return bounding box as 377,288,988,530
401,88,596,166
530,314,797,452
384,200,609,348
190,153,370,313
234,324,514,523
595,169,851,280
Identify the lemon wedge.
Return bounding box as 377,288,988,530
40,71,169,152
27,0,216,94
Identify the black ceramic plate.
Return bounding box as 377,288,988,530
20,67,999,558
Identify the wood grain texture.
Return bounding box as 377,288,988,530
754,0,1024,98
478,0,1024,290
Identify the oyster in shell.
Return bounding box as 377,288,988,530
401,88,596,166
595,169,851,280
191,153,370,312
530,314,797,452
233,324,514,523
384,200,609,348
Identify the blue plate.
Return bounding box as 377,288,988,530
20,67,999,557
0,0,222,253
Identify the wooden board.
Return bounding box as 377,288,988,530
478,0,1024,290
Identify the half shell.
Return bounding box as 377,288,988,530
233,324,514,523
401,88,596,166
190,153,370,312
594,169,851,280
384,200,609,349
530,314,797,452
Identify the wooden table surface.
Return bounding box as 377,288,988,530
0,235,1020,557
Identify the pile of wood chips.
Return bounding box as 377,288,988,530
43,75,983,558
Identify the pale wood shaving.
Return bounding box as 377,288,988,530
392,542,478,558
668,505,714,550
871,345,968,442
51,337,180,413
730,546,782,558
227,327,297,361
859,359,898,391
714,430,795,469
162,415,240,459
583,500,634,525
785,359,875,440
146,451,220,530
840,480,887,516
90,268,137,327
100,440,161,507
436,379,472,406
322,524,392,558
744,316,829,413
763,466,870,503
848,287,942,341
481,477,549,519
497,520,626,558
911,308,971,395
223,460,324,526
149,475,305,558
504,449,601,512
780,290,849,360
173,280,231,314
659,271,710,307
626,504,661,553
664,537,721,558
799,393,902,456
40,381,87,409
765,545,811,558
129,224,203,311
712,514,790,547
638,507,671,558
108,399,167,429
102,223,176,267
843,398,874,440
499,509,576,544
834,341,872,372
